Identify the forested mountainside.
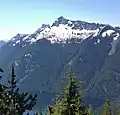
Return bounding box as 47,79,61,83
0,16,120,111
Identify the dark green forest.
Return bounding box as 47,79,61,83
0,64,120,115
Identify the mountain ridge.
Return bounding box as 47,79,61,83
5,16,120,45
0,16,120,110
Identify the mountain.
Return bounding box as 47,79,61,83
0,16,120,110
6,16,105,45
0,40,6,47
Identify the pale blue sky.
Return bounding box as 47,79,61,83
0,0,120,40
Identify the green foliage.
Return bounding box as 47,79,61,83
0,68,10,115
37,107,42,115
117,111,120,115
47,72,91,115
0,64,37,115
87,105,94,115
100,98,114,115
1,66,120,115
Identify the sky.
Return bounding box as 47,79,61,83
0,0,120,40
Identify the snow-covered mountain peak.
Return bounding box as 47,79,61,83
41,24,50,29
8,17,120,46
51,16,69,27
34,24,98,44
27,17,105,44
51,16,104,30
12,17,102,44
11,33,28,41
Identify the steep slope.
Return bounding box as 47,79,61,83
87,36,120,105
0,17,120,109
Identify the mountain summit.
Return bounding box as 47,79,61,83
0,17,120,110
9,16,109,45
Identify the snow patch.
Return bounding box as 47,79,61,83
102,30,115,37
21,23,98,44
97,39,100,43
113,33,119,40
38,24,98,43
94,39,100,45
16,40,20,44
13,43,16,47
68,20,72,25
14,60,20,66
22,44,27,48
24,53,32,57
22,34,30,41
93,28,100,37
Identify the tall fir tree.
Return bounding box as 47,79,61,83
0,68,12,115
100,98,114,115
47,72,90,115
86,105,94,115
2,63,37,115
38,107,43,115
117,110,120,115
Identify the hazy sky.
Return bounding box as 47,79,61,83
0,0,120,40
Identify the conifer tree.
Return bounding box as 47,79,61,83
117,111,120,115
87,105,94,115
47,72,89,115
38,107,43,115
6,63,37,115
100,98,114,115
0,68,11,115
